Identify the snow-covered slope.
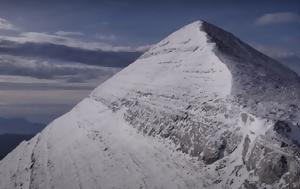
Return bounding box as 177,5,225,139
1,21,300,189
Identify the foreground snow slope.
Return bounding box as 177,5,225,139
0,98,207,189
1,21,300,189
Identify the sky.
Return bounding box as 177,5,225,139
0,0,299,125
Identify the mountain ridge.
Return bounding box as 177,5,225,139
0,20,299,189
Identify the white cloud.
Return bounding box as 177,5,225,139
0,31,146,52
255,12,300,26
0,18,19,31
55,31,84,36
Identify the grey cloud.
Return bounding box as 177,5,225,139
0,40,142,67
255,12,300,26
0,82,94,91
0,55,121,82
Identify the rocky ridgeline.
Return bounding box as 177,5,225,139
92,21,300,188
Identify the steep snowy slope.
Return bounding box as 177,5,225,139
1,21,299,189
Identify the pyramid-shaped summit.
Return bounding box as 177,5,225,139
1,21,299,189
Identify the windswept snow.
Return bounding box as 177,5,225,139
0,98,207,189
91,21,232,106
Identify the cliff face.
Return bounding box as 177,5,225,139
0,21,299,189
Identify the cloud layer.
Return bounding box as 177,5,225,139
0,32,139,52
0,40,142,67
0,55,122,82
0,17,145,123
55,31,84,37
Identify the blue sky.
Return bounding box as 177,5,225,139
0,0,299,124
1,0,299,49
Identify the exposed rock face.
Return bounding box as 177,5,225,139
91,21,300,188
0,21,299,189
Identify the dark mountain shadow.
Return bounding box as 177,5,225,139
0,117,45,135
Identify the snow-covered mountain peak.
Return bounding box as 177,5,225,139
1,21,299,189
91,20,233,107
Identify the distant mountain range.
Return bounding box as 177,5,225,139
0,117,44,160
0,134,34,160
0,117,45,135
